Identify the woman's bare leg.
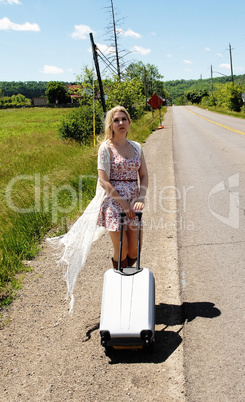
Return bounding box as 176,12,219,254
109,223,143,267
127,224,143,259
109,229,128,262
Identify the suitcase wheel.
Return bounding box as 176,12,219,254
100,330,111,347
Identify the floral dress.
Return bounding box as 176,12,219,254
97,141,141,231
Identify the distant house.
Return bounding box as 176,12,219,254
32,96,47,106
65,84,82,104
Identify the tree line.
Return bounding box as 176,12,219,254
0,81,49,98
1,73,245,105
165,74,245,106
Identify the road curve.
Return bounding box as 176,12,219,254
173,106,245,401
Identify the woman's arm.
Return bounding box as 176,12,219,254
98,169,136,219
134,150,148,211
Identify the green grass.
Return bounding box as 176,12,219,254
0,107,161,308
198,104,245,120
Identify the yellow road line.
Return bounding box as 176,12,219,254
183,107,245,136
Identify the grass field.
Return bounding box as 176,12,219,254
0,106,163,306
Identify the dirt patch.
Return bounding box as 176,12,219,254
0,108,186,401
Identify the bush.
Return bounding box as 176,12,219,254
105,77,145,120
215,83,244,112
0,94,31,109
58,104,103,144
201,95,217,107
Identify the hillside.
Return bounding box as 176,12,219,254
164,74,245,103
1,74,245,104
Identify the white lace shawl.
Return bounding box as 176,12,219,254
47,139,142,313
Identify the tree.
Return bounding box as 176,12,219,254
75,66,100,107
45,81,69,104
105,77,145,119
125,62,165,97
101,0,130,80
185,89,209,104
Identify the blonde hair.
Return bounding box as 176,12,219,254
104,105,131,140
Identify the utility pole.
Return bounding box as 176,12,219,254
229,43,234,84
211,65,213,94
110,0,121,80
144,66,147,110
89,33,106,115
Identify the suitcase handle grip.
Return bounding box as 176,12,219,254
118,211,142,271
119,211,142,219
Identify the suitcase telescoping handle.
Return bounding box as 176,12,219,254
118,211,142,272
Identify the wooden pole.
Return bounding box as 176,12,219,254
89,33,106,115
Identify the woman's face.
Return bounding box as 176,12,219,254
111,111,130,137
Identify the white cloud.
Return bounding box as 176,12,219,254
205,47,211,52
97,43,115,55
71,24,94,39
166,54,172,58
41,65,64,74
0,0,21,4
123,28,141,38
183,59,192,64
116,28,141,38
0,17,40,31
88,43,115,55
219,63,230,70
132,46,151,55
217,53,223,57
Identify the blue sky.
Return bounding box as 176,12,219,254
0,0,245,83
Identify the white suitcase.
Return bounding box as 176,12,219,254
100,212,155,350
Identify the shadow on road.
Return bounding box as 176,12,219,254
105,301,221,364
156,301,221,326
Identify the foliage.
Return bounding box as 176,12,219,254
105,77,145,120
75,66,100,106
214,83,244,112
0,81,49,98
0,94,31,108
125,61,169,101
1,74,244,106
200,94,217,107
165,79,197,104
165,74,245,104
58,104,103,143
45,81,69,104
186,89,209,104
174,94,188,106
198,83,245,112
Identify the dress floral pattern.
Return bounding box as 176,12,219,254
97,141,141,231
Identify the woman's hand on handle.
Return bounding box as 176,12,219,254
121,199,136,219
133,201,144,211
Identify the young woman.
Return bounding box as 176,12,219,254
48,105,148,312
97,105,148,268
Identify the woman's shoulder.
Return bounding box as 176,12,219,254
99,139,109,148
98,140,110,153
127,139,142,154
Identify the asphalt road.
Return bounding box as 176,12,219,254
172,106,245,401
